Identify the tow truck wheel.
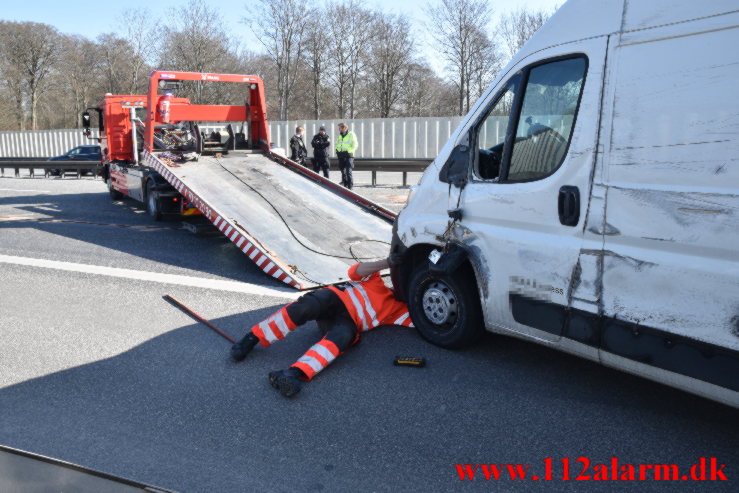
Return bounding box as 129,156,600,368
146,181,163,221
408,261,483,349
107,177,124,200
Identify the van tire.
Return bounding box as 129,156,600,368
108,177,124,200
408,261,484,349
146,181,162,221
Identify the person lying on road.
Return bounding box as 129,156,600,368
231,257,413,397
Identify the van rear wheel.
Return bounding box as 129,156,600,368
408,261,483,349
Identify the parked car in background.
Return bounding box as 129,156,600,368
48,145,101,176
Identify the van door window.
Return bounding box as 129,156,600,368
507,57,587,181
474,76,519,181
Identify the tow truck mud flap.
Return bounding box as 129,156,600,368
0,444,175,492
142,150,393,289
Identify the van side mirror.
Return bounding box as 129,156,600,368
439,144,470,187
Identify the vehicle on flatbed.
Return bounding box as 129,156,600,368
83,71,395,289
391,0,739,407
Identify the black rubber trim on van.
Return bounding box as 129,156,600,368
509,292,567,336
509,293,739,393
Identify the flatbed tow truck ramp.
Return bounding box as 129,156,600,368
143,149,393,289
89,70,396,289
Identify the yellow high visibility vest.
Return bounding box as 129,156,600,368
335,131,358,154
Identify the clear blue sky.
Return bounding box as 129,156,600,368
2,0,562,72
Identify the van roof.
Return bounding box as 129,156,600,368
517,0,739,64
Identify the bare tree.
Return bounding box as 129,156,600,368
497,7,553,61
401,63,457,117
58,35,101,127
160,0,232,104
325,1,375,119
366,13,413,118
0,69,25,129
120,8,161,94
248,0,310,121
97,33,130,95
0,22,60,129
426,0,493,116
0,23,27,129
0,2,481,131
303,16,330,120
468,27,501,103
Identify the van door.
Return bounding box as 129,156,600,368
455,38,607,349
599,14,739,396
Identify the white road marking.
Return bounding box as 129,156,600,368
0,254,300,300
0,188,51,193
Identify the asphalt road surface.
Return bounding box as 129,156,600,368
1,174,738,493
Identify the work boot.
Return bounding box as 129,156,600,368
268,367,305,397
230,333,259,362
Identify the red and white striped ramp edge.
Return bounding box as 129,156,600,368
142,150,305,289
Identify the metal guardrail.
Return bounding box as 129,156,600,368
330,158,431,186
0,160,99,178
0,157,431,185
0,129,100,158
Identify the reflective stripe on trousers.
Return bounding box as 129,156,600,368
291,338,341,380
251,306,297,346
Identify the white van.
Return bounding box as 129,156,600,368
391,0,739,408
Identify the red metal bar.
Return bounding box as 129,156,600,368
163,294,237,344
145,71,271,152
169,104,247,122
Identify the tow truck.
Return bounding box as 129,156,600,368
82,71,395,289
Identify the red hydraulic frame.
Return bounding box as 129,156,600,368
144,70,270,152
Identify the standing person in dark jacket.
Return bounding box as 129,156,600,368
289,126,308,166
335,122,358,189
310,125,331,178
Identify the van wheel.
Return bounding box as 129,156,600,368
146,181,162,221
408,261,484,349
108,177,124,200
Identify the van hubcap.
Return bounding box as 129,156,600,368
422,281,457,325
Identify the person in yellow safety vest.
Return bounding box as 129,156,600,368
334,122,358,189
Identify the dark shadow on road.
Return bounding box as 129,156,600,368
0,188,285,286
1,306,738,493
